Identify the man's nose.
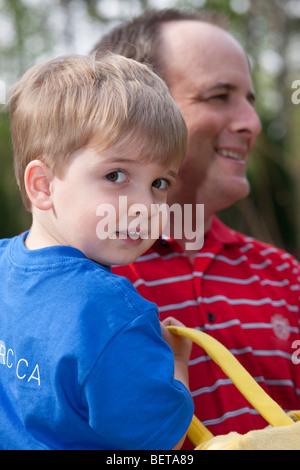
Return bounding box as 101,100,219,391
231,99,262,138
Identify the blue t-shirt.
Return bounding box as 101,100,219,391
0,233,193,450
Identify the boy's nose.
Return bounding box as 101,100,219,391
129,190,157,217
128,202,149,218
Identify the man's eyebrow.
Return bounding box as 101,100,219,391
209,82,237,92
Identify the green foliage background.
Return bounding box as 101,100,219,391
1,0,300,255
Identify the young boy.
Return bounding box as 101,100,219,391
0,53,193,449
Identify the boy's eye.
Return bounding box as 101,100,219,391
105,171,127,183
152,178,169,190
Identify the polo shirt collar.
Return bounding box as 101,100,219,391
207,216,243,246
158,216,243,252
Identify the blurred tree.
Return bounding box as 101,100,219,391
210,0,300,254
0,113,31,236
0,0,54,236
177,0,300,254
0,0,52,85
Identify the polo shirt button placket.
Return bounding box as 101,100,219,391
207,312,215,323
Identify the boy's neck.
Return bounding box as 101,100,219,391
25,220,62,250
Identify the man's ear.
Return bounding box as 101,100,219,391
24,160,54,211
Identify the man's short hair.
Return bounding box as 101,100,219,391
92,8,229,82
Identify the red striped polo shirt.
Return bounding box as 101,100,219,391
112,217,300,448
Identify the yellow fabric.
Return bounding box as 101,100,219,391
196,410,300,449
196,420,300,450
167,326,297,450
288,410,300,422
187,414,213,446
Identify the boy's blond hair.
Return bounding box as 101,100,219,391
9,53,187,210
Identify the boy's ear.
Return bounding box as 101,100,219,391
24,160,54,211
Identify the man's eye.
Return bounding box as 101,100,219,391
211,94,229,101
105,171,127,183
152,179,169,190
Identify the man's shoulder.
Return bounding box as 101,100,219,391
232,227,297,262
212,220,300,279
212,217,297,257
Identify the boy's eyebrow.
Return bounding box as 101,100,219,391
94,155,141,168
167,169,178,179
101,157,137,165
99,156,179,178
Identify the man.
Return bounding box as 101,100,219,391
92,9,300,447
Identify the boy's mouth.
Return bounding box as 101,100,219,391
116,230,149,240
